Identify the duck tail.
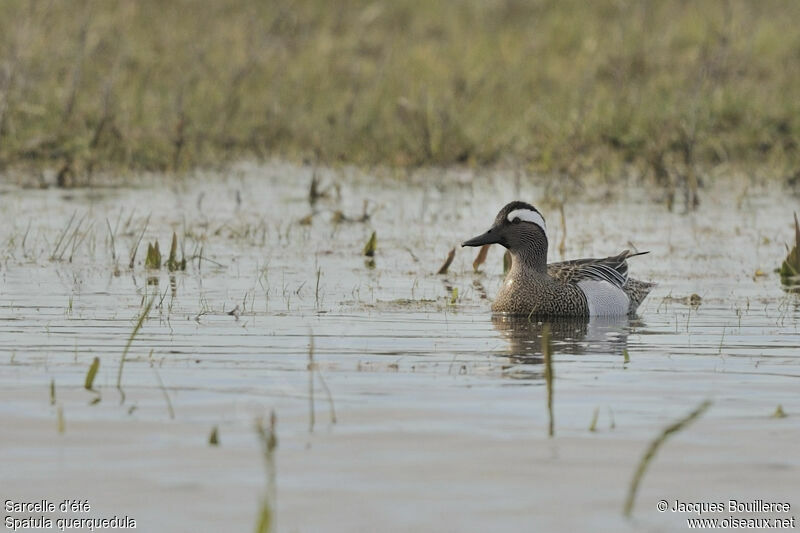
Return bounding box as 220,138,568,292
626,278,657,312
621,250,650,260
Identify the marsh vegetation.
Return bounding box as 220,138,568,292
1,0,799,186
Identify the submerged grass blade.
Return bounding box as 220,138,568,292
255,411,278,533
117,297,154,398
84,357,100,390
57,405,65,434
542,324,554,437
308,332,337,425
255,502,273,533
437,247,455,275
50,379,56,406
623,399,712,517
589,407,599,432
316,367,337,425
152,360,175,420
308,335,316,433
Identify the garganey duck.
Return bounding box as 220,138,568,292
462,201,654,317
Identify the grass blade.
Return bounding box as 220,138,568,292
362,231,377,257
542,324,554,437
437,247,455,275
589,407,599,432
780,212,800,279
84,357,100,390
623,399,712,517
57,405,65,434
117,297,154,400
472,244,490,272
255,411,278,533
152,360,175,420
128,214,151,269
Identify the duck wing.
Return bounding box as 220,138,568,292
547,250,649,288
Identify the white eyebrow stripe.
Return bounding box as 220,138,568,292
507,208,546,233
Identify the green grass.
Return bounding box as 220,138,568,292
116,296,154,400
1,0,799,180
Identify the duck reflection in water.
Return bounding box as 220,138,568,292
492,314,634,362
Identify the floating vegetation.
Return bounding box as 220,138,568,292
449,287,459,305
472,244,489,272
333,201,373,224
772,405,787,418
622,349,630,365
255,412,278,533
363,231,377,257
209,426,219,446
779,213,800,289
437,247,456,275
542,324,554,438
145,241,162,269
662,293,702,307
331,211,345,224
84,357,100,391
623,399,712,517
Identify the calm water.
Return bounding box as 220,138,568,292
1,163,798,532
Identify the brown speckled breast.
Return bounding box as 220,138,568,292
492,268,590,317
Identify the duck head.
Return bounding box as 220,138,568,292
461,201,548,269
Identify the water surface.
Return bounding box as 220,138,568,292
1,163,798,532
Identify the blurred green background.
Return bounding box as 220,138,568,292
1,0,799,181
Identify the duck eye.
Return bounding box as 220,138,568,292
512,217,521,224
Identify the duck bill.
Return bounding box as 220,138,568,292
461,227,500,247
